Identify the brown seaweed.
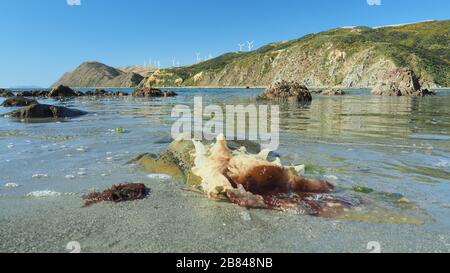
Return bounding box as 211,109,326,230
82,183,150,207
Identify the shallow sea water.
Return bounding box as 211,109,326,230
0,88,449,252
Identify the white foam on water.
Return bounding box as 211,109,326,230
435,159,449,168
325,175,339,181
147,174,172,180
27,191,61,198
32,174,49,179
4,183,20,188
65,175,76,180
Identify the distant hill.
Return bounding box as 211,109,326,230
138,20,450,88
52,61,144,88
118,65,157,77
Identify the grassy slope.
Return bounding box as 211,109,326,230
146,20,450,87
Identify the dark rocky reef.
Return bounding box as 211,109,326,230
5,103,87,119
84,89,129,97
257,80,312,102
15,90,50,97
132,87,178,97
372,68,435,97
0,89,14,97
14,86,130,98
82,183,150,207
1,96,38,107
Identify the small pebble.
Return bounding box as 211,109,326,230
240,211,252,221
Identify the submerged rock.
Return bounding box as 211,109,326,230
320,89,346,95
5,104,87,119
257,80,312,103
371,68,435,97
132,87,178,97
0,89,14,97
48,85,78,97
82,183,150,207
1,96,38,107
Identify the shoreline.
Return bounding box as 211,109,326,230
5,86,450,90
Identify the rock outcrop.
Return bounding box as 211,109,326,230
371,68,435,97
84,89,129,97
1,97,38,107
5,104,87,119
48,85,78,97
0,89,14,97
52,61,144,88
132,88,178,97
257,80,312,102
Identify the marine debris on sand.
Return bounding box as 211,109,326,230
133,135,430,224
82,183,150,207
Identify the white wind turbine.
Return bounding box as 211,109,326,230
247,41,254,51
238,43,245,52
172,57,176,67
196,52,201,63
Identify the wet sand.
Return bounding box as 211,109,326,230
1,176,448,253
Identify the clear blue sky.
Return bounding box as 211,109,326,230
1,0,449,87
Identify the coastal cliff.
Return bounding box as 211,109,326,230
139,20,449,88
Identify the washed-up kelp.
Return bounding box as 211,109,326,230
82,183,149,207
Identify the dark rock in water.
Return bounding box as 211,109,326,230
89,89,129,97
48,85,78,97
320,89,346,95
1,96,38,107
15,90,50,97
0,89,14,97
82,183,150,207
5,104,87,119
257,80,312,102
132,87,178,97
372,68,435,97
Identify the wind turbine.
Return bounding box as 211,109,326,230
247,41,254,51
208,53,213,60
238,43,245,52
196,52,201,63
172,57,176,67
